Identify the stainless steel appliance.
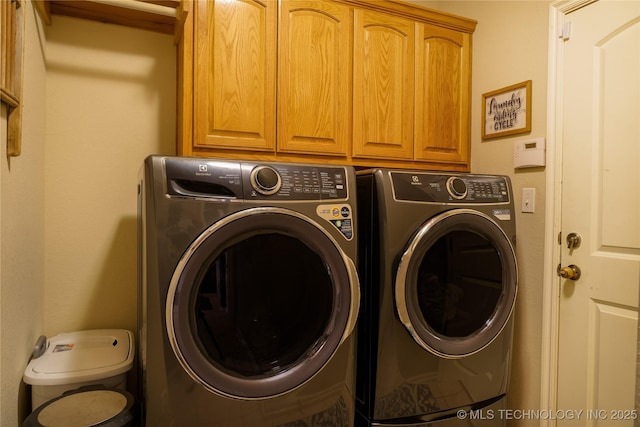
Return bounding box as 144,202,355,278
138,156,360,426
356,169,517,426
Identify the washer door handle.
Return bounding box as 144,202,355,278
340,256,360,344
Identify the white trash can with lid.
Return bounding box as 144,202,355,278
23,329,135,411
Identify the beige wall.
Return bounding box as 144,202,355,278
1,2,47,424
433,2,551,425
43,16,176,337
1,8,175,425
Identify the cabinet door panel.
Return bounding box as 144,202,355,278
415,24,470,164
194,0,276,151
278,1,352,156
353,10,414,160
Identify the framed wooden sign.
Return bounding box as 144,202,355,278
482,80,532,140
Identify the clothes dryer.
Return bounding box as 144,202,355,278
138,156,360,426
356,169,517,426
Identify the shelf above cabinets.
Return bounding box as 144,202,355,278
36,0,185,36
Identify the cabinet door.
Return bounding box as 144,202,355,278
415,23,471,165
194,0,276,151
353,9,414,160
278,1,352,156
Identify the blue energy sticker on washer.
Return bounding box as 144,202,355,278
493,209,512,220
316,204,353,240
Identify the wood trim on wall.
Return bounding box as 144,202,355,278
1,0,25,157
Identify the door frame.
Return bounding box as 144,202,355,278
540,1,599,426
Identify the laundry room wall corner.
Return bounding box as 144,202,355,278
432,2,552,425
43,15,176,336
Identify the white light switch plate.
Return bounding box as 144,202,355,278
522,188,535,213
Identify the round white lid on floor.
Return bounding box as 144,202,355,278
37,389,127,427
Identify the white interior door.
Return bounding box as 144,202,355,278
557,1,640,425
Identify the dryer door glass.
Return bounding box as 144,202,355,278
166,208,355,398
418,229,502,337
396,210,517,358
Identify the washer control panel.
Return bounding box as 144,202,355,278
391,172,510,203
244,163,348,200
164,157,348,200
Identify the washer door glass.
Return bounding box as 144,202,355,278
167,208,356,399
395,209,517,358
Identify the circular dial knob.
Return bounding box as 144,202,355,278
250,166,282,195
446,177,467,199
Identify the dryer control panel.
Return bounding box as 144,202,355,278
391,172,510,204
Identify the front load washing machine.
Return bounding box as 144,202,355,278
138,156,360,426
356,169,517,426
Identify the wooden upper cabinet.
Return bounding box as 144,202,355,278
415,23,471,165
278,1,352,156
182,0,476,171
352,9,414,160
194,0,276,152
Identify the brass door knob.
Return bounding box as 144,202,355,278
557,264,581,280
